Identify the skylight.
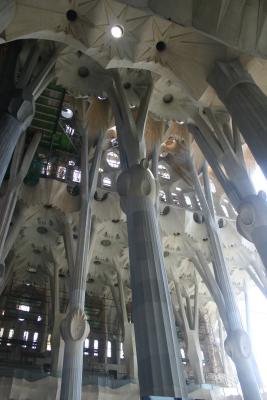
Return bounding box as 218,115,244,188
106,151,120,169
102,176,112,188
158,164,170,180
17,305,30,312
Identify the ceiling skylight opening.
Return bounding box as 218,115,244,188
158,164,171,180
111,25,124,39
171,192,179,205
111,138,118,147
97,95,108,101
159,190,167,203
221,204,229,218
61,107,73,119
184,195,192,207
65,124,75,136
209,179,216,194
27,267,37,273
252,164,267,193
106,151,120,169
57,166,66,180
102,176,112,188
72,169,81,183
17,304,30,312
176,186,182,192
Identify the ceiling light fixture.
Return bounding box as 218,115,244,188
61,107,73,119
111,25,124,39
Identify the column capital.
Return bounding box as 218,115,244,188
60,308,90,342
237,193,267,242
208,59,254,101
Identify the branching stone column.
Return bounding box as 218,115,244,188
117,165,186,398
60,131,103,400
206,60,267,272
237,192,267,272
0,42,59,188
190,159,262,400
108,71,186,399
172,273,204,384
48,262,65,378
208,59,267,180
116,268,138,381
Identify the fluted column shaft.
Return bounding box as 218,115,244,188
118,164,186,398
60,341,84,399
190,160,261,400
60,132,103,400
0,113,24,187
208,60,267,274
208,59,267,180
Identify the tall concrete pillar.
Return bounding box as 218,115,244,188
117,164,186,398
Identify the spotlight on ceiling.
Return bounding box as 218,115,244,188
111,25,124,39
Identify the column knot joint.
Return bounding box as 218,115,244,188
60,307,90,342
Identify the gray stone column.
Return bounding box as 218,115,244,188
60,131,103,400
117,164,186,398
208,59,267,181
173,274,204,384
0,113,25,186
190,159,262,400
237,192,267,272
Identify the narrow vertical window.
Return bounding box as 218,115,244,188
8,329,14,339
120,342,124,360
93,339,99,357
32,332,39,349
84,338,89,355
46,334,51,351
107,341,112,358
